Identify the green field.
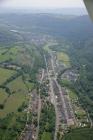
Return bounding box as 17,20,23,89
44,42,58,53
0,89,8,104
0,47,18,62
68,90,78,101
63,128,93,140
57,52,70,66
0,46,32,66
44,44,51,52
0,76,28,118
0,68,16,85
41,132,52,140
8,76,27,94
25,81,34,90
0,92,26,118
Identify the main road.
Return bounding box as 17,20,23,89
44,54,60,140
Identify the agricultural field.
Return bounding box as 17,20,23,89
7,76,27,94
0,46,18,62
0,74,29,139
0,92,26,118
0,42,39,139
57,52,70,67
0,45,33,67
0,76,28,118
0,89,8,104
0,68,16,85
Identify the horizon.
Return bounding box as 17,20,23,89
1,0,85,8
0,7,88,15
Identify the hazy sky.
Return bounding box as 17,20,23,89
1,0,85,8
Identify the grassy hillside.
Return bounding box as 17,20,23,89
0,14,93,41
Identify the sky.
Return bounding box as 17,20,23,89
1,0,85,9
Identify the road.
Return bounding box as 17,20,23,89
51,51,75,126
19,68,45,140
44,49,76,139
36,69,44,140
44,54,60,140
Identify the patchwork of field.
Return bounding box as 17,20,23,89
0,73,35,119
0,46,19,62
0,45,33,66
0,43,37,139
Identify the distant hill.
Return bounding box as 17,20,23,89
0,8,88,15
0,28,21,46
0,14,92,42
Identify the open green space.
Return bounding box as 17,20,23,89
44,42,58,53
57,52,70,66
0,88,8,104
7,76,27,94
68,90,78,101
75,106,86,118
0,76,28,118
62,128,93,140
0,68,16,85
0,46,19,62
0,92,26,118
25,81,34,90
41,132,52,140
44,44,51,52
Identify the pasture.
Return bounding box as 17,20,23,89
0,92,26,118
7,76,27,94
0,89,8,104
0,68,16,85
